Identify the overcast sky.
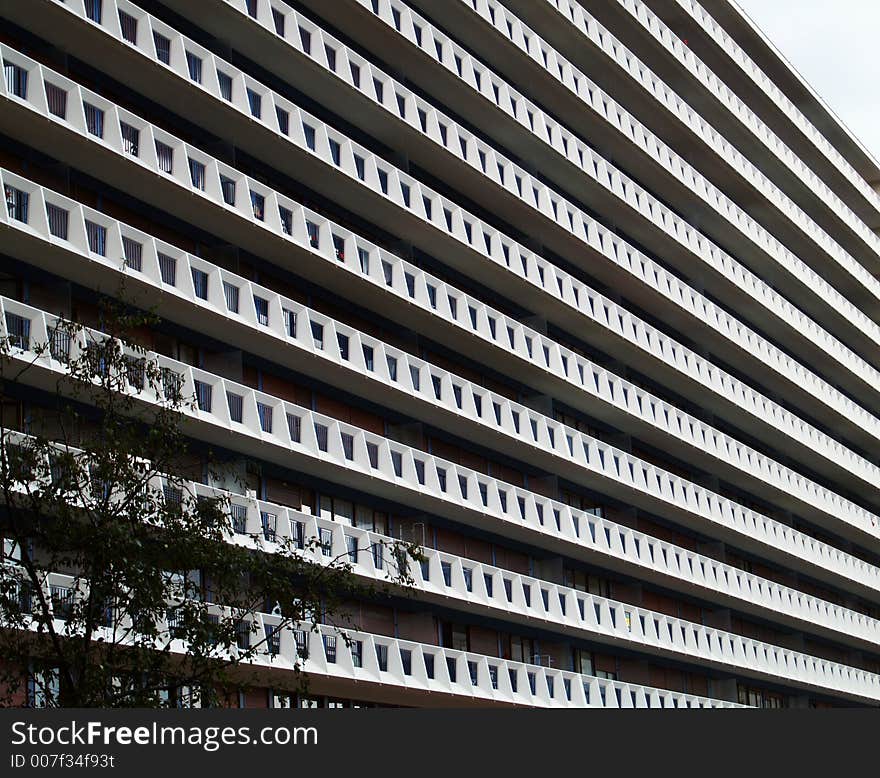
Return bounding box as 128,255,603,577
735,0,880,161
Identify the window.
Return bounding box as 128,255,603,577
4,312,30,350
319,527,332,557
84,0,102,23
4,185,28,223
188,158,206,190
45,83,66,117
279,205,292,235
310,320,324,349
153,32,171,64
257,402,273,433
217,70,232,101
223,282,239,313
362,344,374,371
336,332,349,360
275,105,289,135
286,413,301,442
46,204,68,239
3,60,27,99
119,10,138,43
220,175,236,205
122,237,142,271
250,190,265,220
186,51,202,83
332,233,345,261
328,138,341,165
302,122,316,150
158,253,176,285
189,268,208,300
375,643,388,671
283,308,297,337
345,533,358,563
306,220,319,248
272,7,285,36
84,220,106,256
253,295,269,325
246,88,261,119
83,102,104,138
194,380,212,411
314,423,328,451
120,121,139,155
226,392,243,423
155,140,174,173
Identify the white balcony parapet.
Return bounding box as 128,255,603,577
26,574,740,708
6,296,880,648
2,168,879,551
435,0,880,321
643,0,880,238
8,424,880,683
2,49,880,522
36,0,880,453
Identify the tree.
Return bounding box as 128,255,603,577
0,293,421,707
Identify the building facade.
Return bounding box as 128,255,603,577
2,0,880,708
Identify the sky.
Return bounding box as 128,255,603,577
735,0,880,161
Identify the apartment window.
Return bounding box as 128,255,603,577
375,643,388,672
153,32,171,64
314,423,328,452
257,402,273,433
122,237,142,271
291,520,305,550
362,344,374,371
351,639,363,668
51,586,74,621
275,105,289,135
441,561,452,587
84,0,102,23
331,233,345,261
302,122,316,150
4,185,28,223
253,295,269,325
328,138,341,166
118,10,138,43
283,308,297,337
310,320,324,349
186,52,202,83
336,332,349,360
305,220,319,248
217,70,232,101
319,527,332,557
226,392,243,423
120,121,139,156
83,102,104,138
260,511,277,543
45,204,68,239
45,82,66,117
246,88,261,119
194,380,212,412
158,253,176,285
190,268,208,300
223,282,239,313
188,158,206,190
245,0,258,18
250,191,265,220
272,7,285,36
84,220,106,256
155,140,174,173
325,45,337,71
386,354,397,381
278,205,292,235
220,176,236,205
4,313,30,350
236,622,251,650
3,60,26,99
345,534,358,563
